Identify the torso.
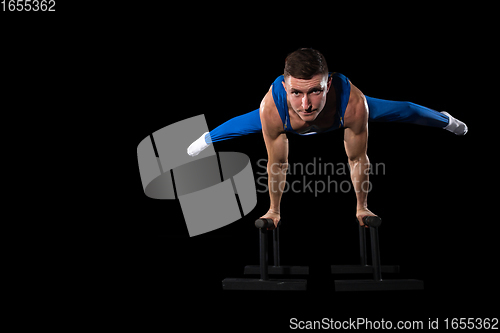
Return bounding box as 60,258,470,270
268,72,355,136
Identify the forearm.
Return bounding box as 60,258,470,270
349,154,370,209
267,161,288,213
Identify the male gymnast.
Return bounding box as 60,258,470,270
187,48,467,229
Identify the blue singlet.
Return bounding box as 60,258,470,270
271,72,350,135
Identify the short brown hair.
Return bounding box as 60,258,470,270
284,48,329,79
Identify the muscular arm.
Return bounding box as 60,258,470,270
259,87,288,228
343,83,376,226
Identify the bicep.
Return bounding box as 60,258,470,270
344,96,369,161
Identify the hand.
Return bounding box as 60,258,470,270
356,207,377,228
259,209,281,230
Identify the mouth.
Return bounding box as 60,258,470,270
301,110,316,115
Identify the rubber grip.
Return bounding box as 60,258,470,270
255,218,275,229
362,216,382,227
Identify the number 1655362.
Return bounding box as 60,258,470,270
2,0,56,11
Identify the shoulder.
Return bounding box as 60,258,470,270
343,81,368,133
260,86,285,138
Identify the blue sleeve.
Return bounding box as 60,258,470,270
271,75,288,131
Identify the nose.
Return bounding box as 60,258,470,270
302,94,311,110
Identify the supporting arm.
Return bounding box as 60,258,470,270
343,88,377,226
259,87,288,229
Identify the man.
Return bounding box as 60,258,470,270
187,48,467,229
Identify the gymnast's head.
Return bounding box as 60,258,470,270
284,48,332,122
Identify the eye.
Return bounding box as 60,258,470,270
312,89,322,95
292,91,301,97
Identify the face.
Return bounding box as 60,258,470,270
284,73,331,122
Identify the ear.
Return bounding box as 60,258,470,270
326,76,332,92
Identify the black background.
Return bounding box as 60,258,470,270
3,3,497,330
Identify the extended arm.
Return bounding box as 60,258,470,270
343,84,377,226
259,87,288,229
